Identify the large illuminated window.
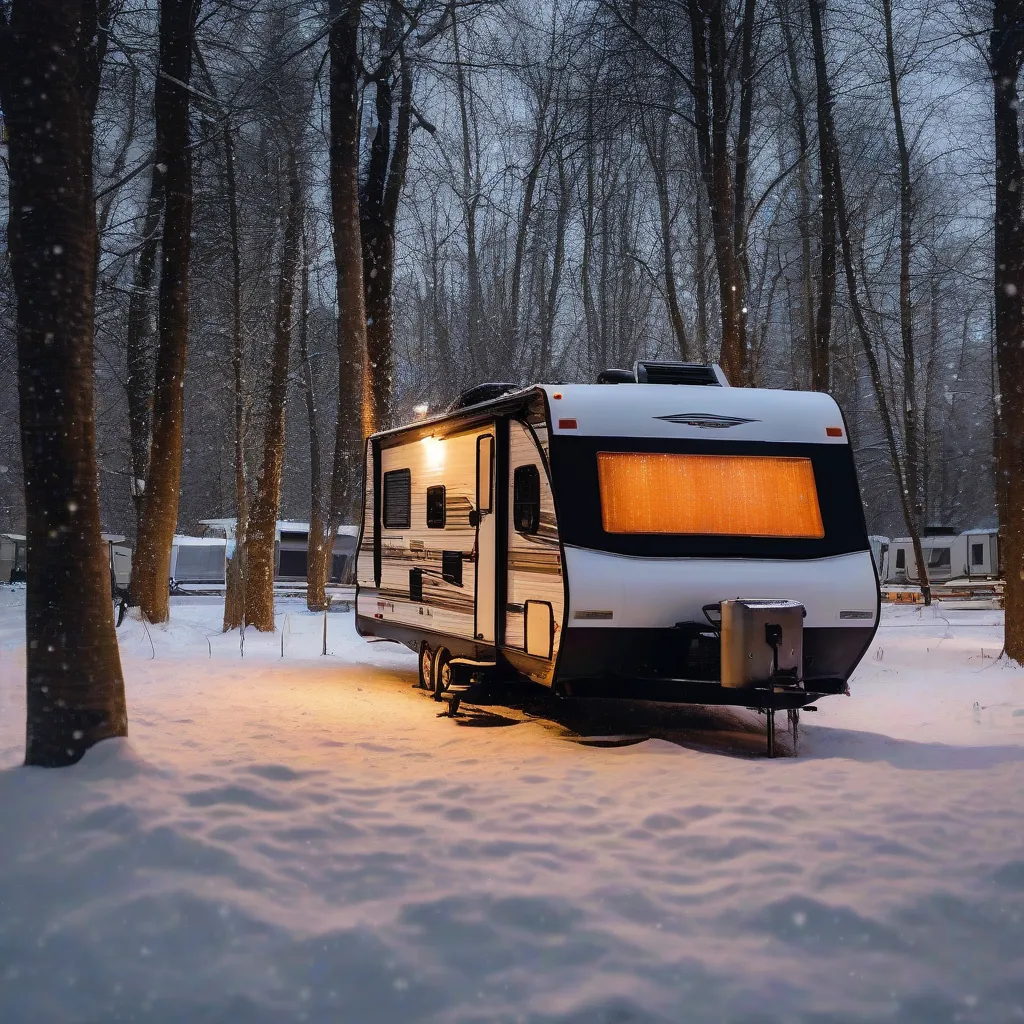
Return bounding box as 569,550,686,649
597,452,825,538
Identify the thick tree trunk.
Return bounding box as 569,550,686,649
327,0,369,540
245,147,301,632
0,0,128,766
222,119,249,632
131,0,200,623
991,0,1024,661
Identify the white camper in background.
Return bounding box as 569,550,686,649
869,535,890,583
356,362,879,754
886,527,1002,586
170,536,227,587
199,519,359,583
961,528,1000,579
0,533,26,582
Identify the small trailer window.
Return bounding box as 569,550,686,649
895,549,906,569
597,453,824,538
426,485,446,528
513,465,541,534
383,469,412,529
971,542,984,566
927,547,950,570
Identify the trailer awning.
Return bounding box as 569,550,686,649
597,452,824,539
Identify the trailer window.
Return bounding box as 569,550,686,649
597,453,824,538
426,485,446,528
971,542,984,566
513,465,541,534
383,469,411,529
895,549,906,569
927,547,950,570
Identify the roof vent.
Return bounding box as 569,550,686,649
447,382,522,411
633,361,728,386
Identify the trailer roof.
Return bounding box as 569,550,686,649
538,384,849,443
375,383,851,446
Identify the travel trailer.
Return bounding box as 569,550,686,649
869,535,890,582
355,362,880,755
170,536,228,586
102,534,132,590
887,527,1001,585
198,519,359,584
0,533,26,582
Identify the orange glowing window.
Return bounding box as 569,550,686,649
597,453,825,538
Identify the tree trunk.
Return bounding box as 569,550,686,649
452,3,484,380
245,147,302,632
327,0,369,542
882,0,921,534
991,0,1024,661
298,232,330,612
643,89,690,361
688,0,748,385
222,119,249,632
360,3,412,432
779,0,818,389
809,0,931,604
806,0,836,392
0,0,128,766
124,159,164,534
131,0,200,623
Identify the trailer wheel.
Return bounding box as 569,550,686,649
432,647,452,701
417,643,433,690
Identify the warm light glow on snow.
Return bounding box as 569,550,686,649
597,452,825,538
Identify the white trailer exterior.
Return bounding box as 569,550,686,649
0,533,26,582
886,529,1001,585
356,368,879,711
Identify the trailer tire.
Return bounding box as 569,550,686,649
418,643,433,690
432,648,452,701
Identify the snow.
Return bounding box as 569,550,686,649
1,589,1024,1022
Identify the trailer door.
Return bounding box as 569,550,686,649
474,433,496,643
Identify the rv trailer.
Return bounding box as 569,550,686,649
885,526,1001,586
355,362,880,755
869,535,890,583
0,533,27,583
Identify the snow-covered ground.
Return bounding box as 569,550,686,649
1,588,1023,1023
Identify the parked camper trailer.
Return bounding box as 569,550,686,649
356,362,879,753
199,519,359,584
886,527,1001,586
869,535,890,583
0,533,26,582
101,534,132,590
170,536,228,586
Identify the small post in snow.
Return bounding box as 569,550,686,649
322,604,328,656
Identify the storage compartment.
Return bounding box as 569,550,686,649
720,599,804,689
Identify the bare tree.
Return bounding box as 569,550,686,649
131,0,201,623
